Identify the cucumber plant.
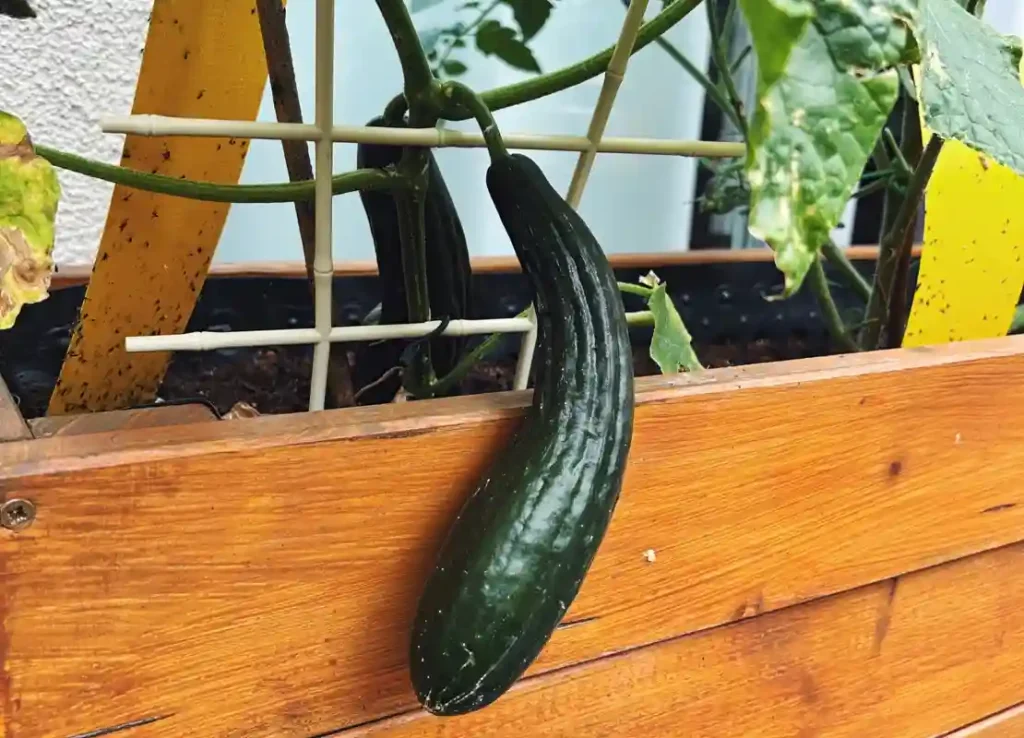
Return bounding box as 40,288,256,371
4,0,1024,716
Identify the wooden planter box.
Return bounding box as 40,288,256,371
1,252,1022,737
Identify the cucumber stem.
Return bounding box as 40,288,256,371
375,0,444,389
373,0,441,115
36,144,397,203
440,81,508,161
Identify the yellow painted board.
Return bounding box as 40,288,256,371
48,1,276,415
903,61,1024,347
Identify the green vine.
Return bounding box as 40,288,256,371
37,144,397,203
439,81,508,160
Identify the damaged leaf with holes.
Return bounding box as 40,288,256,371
0,112,59,330
738,0,920,296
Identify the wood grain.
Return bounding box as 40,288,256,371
1,337,1022,737
28,403,217,439
942,703,1024,738
0,375,30,442
348,543,1024,738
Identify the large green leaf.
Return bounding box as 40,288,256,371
918,0,1024,175
739,0,919,296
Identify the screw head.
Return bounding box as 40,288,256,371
1,499,36,531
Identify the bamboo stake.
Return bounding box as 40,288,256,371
512,0,650,392
308,0,335,412
100,115,745,159
566,0,649,208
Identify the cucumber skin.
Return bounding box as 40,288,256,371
408,152,635,716
353,117,472,402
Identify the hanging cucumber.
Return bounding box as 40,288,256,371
409,83,635,716
353,115,472,403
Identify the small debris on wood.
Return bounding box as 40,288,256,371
223,401,260,420
643,549,657,563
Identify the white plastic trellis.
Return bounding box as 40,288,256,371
115,0,745,411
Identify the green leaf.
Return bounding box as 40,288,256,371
0,112,60,330
501,0,554,41
647,283,703,374
699,158,750,215
739,0,919,296
475,18,542,73
442,59,468,76
918,0,1024,175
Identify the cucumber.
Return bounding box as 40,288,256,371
409,152,635,715
353,116,472,403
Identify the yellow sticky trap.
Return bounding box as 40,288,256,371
48,1,276,414
903,61,1024,347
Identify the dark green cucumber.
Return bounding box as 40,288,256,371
409,152,635,715
353,116,472,402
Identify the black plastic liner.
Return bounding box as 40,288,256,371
0,257,921,418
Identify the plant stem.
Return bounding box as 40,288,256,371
440,81,507,160
651,32,743,134
424,306,655,397
618,0,743,134
375,0,444,389
426,310,528,397
37,144,396,203
821,239,871,302
444,0,703,119
705,0,748,141
850,177,892,200
256,0,317,283
374,0,441,114
861,97,940,350
808,255,859,353
730,44,752,75
617,281,654,298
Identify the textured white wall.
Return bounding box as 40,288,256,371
0,0,151,265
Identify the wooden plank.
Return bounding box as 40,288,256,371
942,703,1024,738
47,0,274,416
348,543,1024,738
0,337,1022,737
0,374,30,442
28,403,217,439
47,245,916,288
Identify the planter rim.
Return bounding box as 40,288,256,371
48,244,917,289
4,333,1017,479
